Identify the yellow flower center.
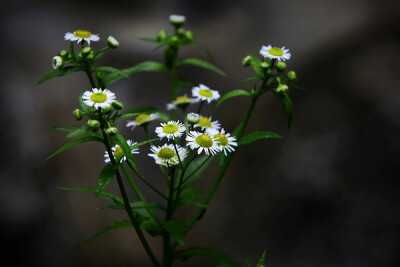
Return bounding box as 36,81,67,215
158,147,176,159
198,89,213,98
135,114,150,124
195,134,213,148
214,133,228,146
176,95,191,103
268,47,284,56
90,92,107,103
113,146,123,159
197,117,212,128
163,124,179,134
74,29,91,38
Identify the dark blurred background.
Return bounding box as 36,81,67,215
1,0,399,266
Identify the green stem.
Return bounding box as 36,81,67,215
100,112,160,267
163,164,175,267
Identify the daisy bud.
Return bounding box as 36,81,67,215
157,29,167,41
59,50,68,57
260,61,270,69
176,28,185,36
112,101,123,110
87,119,100,130
276,62,286,72
107,36,119,48
81,46,92,55
86,51,94,60
187,112,200,124
242,56,252,67
52,56,63,70
106,127,118,136
276,84,289,93
73,109,83,121
185,31,194,42
287,71,297,81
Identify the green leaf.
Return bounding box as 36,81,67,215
78,220,132,248
172,79,193,93
96,164,118,196
276,91,293,129
95,66,129,78
175,247,241,267
114,133,135,164
65,126,101,139
57,187,124,205
242,76,260,82
256,250,267,267
163,218,186,245
38,66,83,84
215,89,251,109
178,58,226,76
238,131,283,146
45,136,103,161
247,54,265,79
182,156,213,187
140,37,158,43
102,61,168,86
52,125,82,132
141,218,163,237
178,187,204,207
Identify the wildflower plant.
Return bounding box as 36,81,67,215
40,15,299,267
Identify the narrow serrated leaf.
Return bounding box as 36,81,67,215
96,164,118,196
178,58,226,76
163,219,186,245
78,220,132,248
238,131,283,146
45,136,103,161
215,89,251,109
38,66,83,84
57,187,123,205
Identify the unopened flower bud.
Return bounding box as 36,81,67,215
287,71,297,81
187,112,200,124
157,29,167,41
59,50,68,57
73,109,83,121
107,35,119,48
52,56,63,70
242,56,252,67
276,84,289,93
112,101,123,110
260,61,270,69
176,28,185,36
86,51,94,60
185,31,194,42
105,127,118,136
276,62,286,72
169,14,186,28
87,119,100,130
81,46,92,55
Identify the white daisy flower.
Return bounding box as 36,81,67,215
104,140,139,163
207,128,238,156
52,56,63,69
192,84,220,103
187,112,200,124
155,120,185,140
186,131,221,156
169,14,186,25
166,95,199,110
64,29,100,45
195,116,221,131
126,113,159,130
259,45,291,61
82,88,116,109
148,143,187,166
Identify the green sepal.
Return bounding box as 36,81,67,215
77,220,132,248
256,250,267,267
275,91,293,129
45,135,103,161
57,187,123,205
37,66,83,84
96,164,118,197
215,89,251,109
178,58,226,76
163,218,186,245
175,247,241,267
102,61,168,86
238,131,283,146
